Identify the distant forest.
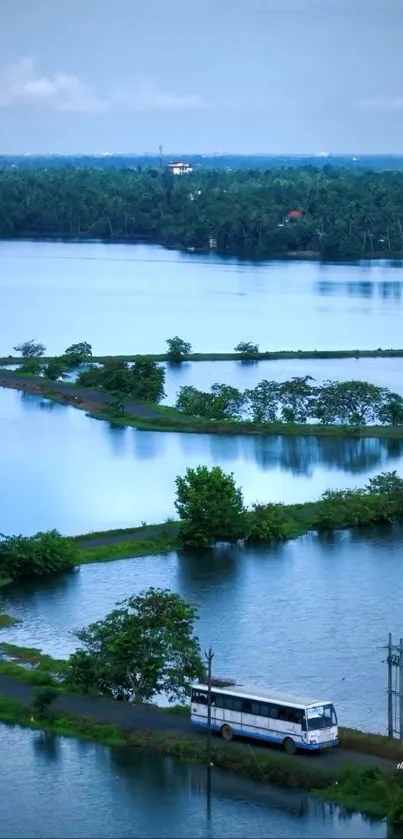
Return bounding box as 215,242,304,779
1,164,403,259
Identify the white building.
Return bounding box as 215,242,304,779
167,161,193,175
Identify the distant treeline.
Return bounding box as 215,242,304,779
2,166,403,258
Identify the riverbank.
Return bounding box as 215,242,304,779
3,347,403,365
0,672,401,822
2,368,403,439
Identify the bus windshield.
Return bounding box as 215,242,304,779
306,704,337,730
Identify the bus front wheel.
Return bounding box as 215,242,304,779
283,737,297,755
221,724,233,741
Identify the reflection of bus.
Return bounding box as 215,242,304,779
190,683,339,754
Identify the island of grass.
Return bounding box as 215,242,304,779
2,366,403,439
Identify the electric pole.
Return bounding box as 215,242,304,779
158,144,163,169
386,633,403,740
205,646,214,816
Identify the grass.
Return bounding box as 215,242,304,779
0,693,402,822
3,348,403,365
77,537,177,564
0,613,20,629
0,642,69,689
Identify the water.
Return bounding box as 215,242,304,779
0,724,386,838
1,240,403,356
162,357,403,405
2,386,403,535
3,526,402,733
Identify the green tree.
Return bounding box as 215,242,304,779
63,341,93,367
234,341,260,360
279,376,314,423
245,380,280,422
44,357,69,381
176,386,211,417
130,357,165,402
31,688,58,718
67,588,204,703
175,465,246,548
14,339,46,358
166,336,192,362
366,471,403,495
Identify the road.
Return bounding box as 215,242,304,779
0,369,165,419
0,674,396,774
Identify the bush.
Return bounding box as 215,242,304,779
0,530,78,582
246,503,293,543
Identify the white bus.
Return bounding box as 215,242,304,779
190,683,339,754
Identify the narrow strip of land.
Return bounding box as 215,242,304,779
2,349,403,365
0,674,396,774
2,368,403,439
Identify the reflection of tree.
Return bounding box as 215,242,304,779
251,435,403,477
32,731,61,762
316,278,403,301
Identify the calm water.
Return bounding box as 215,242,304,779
2,386,403,535
1,240,403,355
3,526,402,733
0,725,385,839
162,357,403,404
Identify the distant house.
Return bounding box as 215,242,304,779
286,209,303,221
167,161,193,175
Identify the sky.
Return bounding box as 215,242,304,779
1,0,403,155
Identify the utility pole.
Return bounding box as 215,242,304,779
388,632,393,738
205,646,214,817
386,633,403,740
158,144,163,169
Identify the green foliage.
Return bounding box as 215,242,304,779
175,465,246,548
0,530,78,582
3,167,403,258
63,342,93,367
30,688,58,718
68,587,204,703
328,765,403,822
175,376,403,427
366,470,403,495
76,358,165,403
13,339,46,358
245,380,280,422
43,357,69,381
176,384,244,420
166,336,192,362
234,341,260,359
247,503,293,543
18,358,43,375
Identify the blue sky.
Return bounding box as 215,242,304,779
1,0,402,154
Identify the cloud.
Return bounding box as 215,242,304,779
355,97,403,111
0,57,209,113
113,80,209,111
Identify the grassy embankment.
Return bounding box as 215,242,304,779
0,662,402,822
1,367,403,439
3,348,403,365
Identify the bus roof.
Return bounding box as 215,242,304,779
191,683,331,709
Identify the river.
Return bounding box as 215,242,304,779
1,386,403,535
3,525,402,733
1,241,403,355
0,724,388,839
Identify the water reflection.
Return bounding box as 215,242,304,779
316,279,403,300
0,724,387,838
2,385,403,535
4,527,403,733
1,242,403,355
